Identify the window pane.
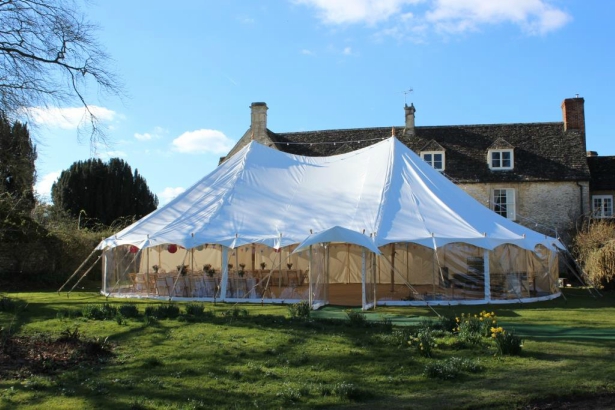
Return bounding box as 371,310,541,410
493,189,507,217
593,196,613,218
605,198,613,217
502,152,511,168
493,189,514,219
433,153,442,169
424,154,432,163
491,152,501,168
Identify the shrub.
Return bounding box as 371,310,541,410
184,303,205,316
424,357,483,380
82,303,118,320
118,304,139,318
456,311,497,344
288,301,311,319
346,310,367,327
221,307,249,320
390,327,414,348
423,360,461,380
494,329,523,356
573,219,615,289
438,315,458,332
143,314,158,326
144,304,180,319
409,328,436,357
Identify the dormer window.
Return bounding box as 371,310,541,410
488,149,514,170
421,151,445,171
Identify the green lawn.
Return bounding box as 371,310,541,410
1,288,614,409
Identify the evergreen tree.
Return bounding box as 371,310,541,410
51,158,158,226
0,114,37,213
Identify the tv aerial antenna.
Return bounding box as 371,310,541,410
403,88,413,105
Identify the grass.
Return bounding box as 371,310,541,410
0,288,614,409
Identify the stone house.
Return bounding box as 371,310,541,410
224,98,606,243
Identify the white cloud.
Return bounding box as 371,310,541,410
26,106,118,129
294,0,421,26
172,129,234,155
35,171,62,202
342,46,353,55
425,0,571,35
159,187,186,205
296,0,571,36
301,49,315,55
135,126,167,141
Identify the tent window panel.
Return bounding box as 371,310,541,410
421,151,445,171
492,188,516,220
592,195,613,218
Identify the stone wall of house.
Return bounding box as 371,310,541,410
459,181,590,243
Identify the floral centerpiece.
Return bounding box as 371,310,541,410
152,265,159,274
203,264,215,277
238,263,246,277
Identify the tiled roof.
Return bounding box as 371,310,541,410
488,138,514,150
267,122,590,183
588,156,615,191
420,139,445,152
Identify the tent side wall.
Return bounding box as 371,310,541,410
102,241,560,306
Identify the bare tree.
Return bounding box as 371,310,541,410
0,0,121,146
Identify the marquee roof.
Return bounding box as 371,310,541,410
98,137,562,252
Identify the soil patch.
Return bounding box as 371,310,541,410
525,392,615,410
0,331,112,379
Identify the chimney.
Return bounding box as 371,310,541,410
404,103,416,136
561,96,585,132
250,102,268,141
587,151,598,157
561,96,586,153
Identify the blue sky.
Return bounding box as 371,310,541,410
33,0,615,205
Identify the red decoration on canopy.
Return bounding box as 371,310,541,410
167,244,178,253
129,245,139,254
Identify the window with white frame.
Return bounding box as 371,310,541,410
488,149,514,170
592,195,613,218
492,188,516,220
421,151,445,171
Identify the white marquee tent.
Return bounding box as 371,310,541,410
96,137,563,308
